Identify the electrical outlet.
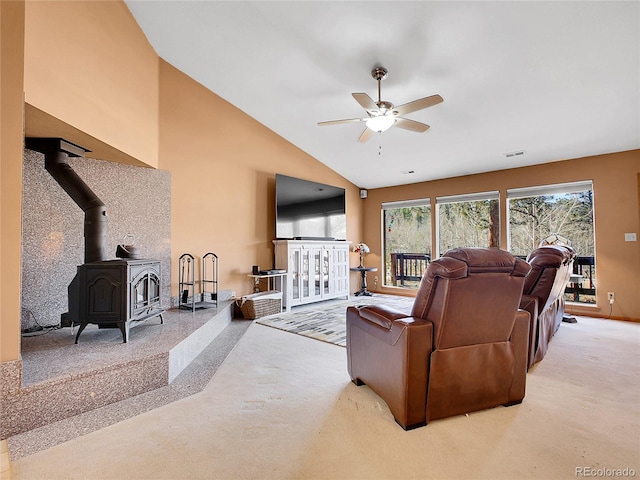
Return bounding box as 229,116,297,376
608,292,615,304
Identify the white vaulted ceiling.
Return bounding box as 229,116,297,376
125,1,640,189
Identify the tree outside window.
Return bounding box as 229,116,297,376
382,201,431,289
437,192,500,256
507,181,595,303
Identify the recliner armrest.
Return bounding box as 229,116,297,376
355,305,412,330
509,309,531,401
519,294,538,319
519,294,539,370
347,306,426,346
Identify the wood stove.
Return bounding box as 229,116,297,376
68,259,164,343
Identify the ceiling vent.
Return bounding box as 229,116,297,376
504,150,526,159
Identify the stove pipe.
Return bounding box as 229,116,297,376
25,137,108,263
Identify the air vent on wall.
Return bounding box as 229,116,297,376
504,150,526,159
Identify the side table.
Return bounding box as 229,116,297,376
350,266,378,296
247,272,289,312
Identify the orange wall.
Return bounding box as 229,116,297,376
23,0,159,167
0,0,25,362
364,150,640,320
158,61,362,298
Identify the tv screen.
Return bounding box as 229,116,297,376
275,174,347,240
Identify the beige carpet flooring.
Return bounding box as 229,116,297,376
9,314,640,480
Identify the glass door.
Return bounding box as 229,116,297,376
322,248,330,296
313,249,322,297
290,248,301,303
331,247,349,295
301,248,311,300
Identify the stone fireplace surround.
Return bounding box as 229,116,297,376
20,148,171,331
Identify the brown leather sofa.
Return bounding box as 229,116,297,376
346,247,531,430
520,245,576,369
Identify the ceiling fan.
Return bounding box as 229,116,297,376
318,66,443,143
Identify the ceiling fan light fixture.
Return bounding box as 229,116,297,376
366,115,395,133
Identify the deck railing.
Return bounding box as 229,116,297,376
565,256,596,302
390,252,596,302
390,253,431,287
515,254,596,303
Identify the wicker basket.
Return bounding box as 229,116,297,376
237,290,282,319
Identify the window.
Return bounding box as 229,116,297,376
507,181,595,303
436,191,500,256
382,199,431,289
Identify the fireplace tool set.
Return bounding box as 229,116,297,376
178,252,219,311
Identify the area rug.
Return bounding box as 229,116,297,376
256,294,413,347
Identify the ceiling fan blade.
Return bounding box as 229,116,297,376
317,118,364,126
394,94,443,116
395,117,430,133
352,93,379,112
358,127,374,143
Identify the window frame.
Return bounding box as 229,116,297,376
381,198,431,289
506,180,595,304
506,180,594,253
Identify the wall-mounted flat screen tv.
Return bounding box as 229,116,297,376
275,174,346,240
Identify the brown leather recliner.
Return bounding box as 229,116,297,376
346,247,531,430
520,245,576,369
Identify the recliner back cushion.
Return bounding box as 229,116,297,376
412,248,530,349
524,246,575,312
427,273,526,349
411,257,466,320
